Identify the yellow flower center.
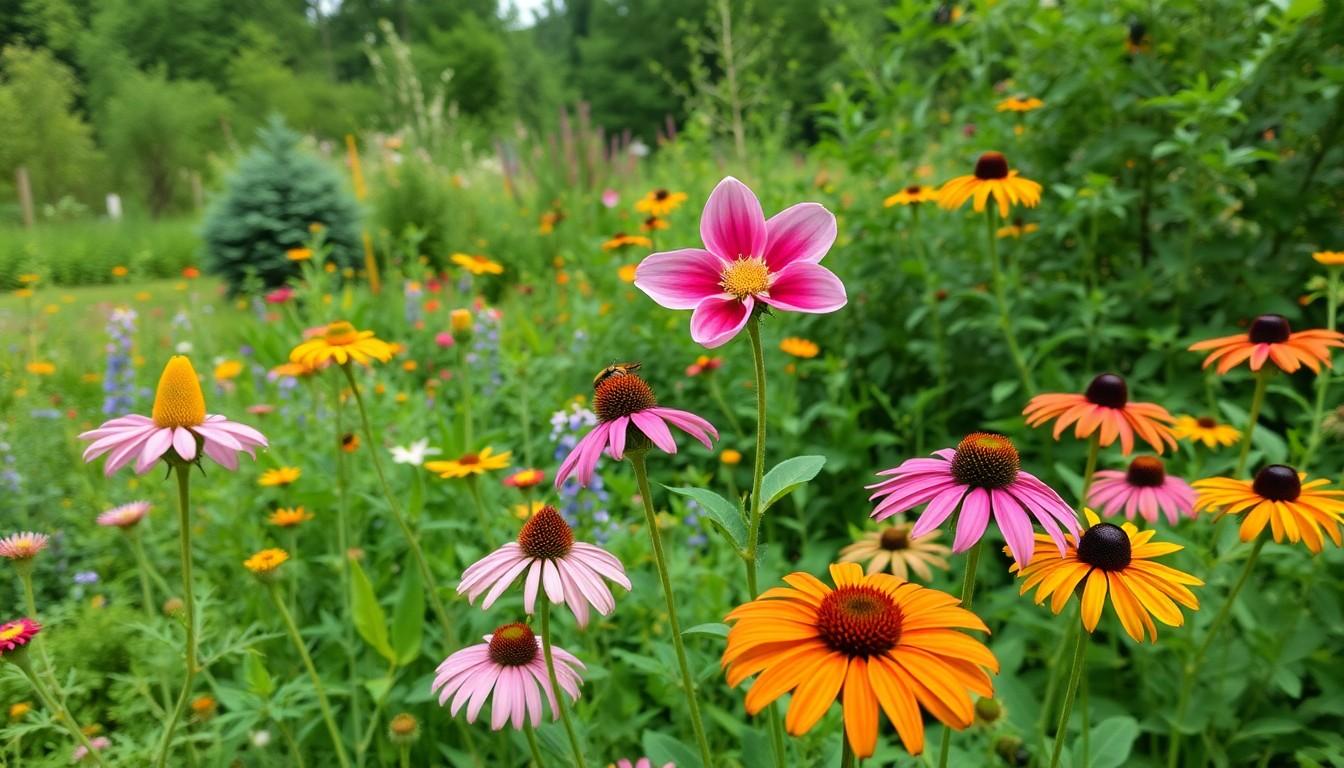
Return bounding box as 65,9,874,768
0,624,23,641
152,356,207,428
720,257,771,299
323,321,360,345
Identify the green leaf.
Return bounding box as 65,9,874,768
663,485,745,549
391,564,425,666
642,730,703,768
243,650,274,698
682,622,729,639
363,676,394,700
759,455,827,511
349,557,396,664
1081,716,1139,768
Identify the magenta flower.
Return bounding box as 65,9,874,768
458,506,630,628
78,356,267,476
633,176,846,348
97,502,151,529
1088,456,1196,525
431,623,585,730
867,432,1080,565
616,760,674,768
555,372,716,488
0,617,40,657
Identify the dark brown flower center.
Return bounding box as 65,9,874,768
1248,314,1291,344
1252,464,1301,501
654,189,669,201
593,373,657,423
816,586,902,657
905,185,922,195
459,453,481,466
1125,456,1166,487
488,623,539,666
1076,523,1131,571
1196,416,1217,429
1129,21,1146,45
950,432,1020,489
1084,373,1129,409
879,527,910,551
974,152,1010,180
518,506,574,559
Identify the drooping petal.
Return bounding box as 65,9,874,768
690,295,754,348
633,248,727,310
761,263,847,314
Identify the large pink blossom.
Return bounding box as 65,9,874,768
1088,456,1196,525
634,176,846,348
431,624,584,731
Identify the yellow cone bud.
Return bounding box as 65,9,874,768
152,356,206,428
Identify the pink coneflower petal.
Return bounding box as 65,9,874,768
633,248,726,310
630,411,677,453
700,176,767,262
606,416,630,460
690,295,755,348
759,262,848,314
431,626,583,730
763,202,836,271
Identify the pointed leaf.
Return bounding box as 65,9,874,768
759,455,826,511
663,485,746,550
391,565,425,666
350,557,396,664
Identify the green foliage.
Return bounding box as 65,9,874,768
0,217,197,288
200,116,361,294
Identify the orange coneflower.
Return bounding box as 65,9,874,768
602,233,653,251
268,507,314,528
1171,415,1240,449
1312,251,1344,266
996,220,1039,239
995,96,1044,113
258,467,301,487
938,152,1042,218
451,253,504,276
1189,314,1344,375
1193,465,1344,553
779,337,819,359
640,216,669,233
883,185,937,207
1010,510,1202,643
635,189,688,217
1023,373,1177,455
722,563,997,757
290,322,395,368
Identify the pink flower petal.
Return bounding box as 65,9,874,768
760,262,847,314
953,488,992,552
991,489,1035,565
173,427,198,462
633,249,727,310
700,176,767,262
763,202,836,271
607,416,630,460
631,410,678,454
689,295,754,348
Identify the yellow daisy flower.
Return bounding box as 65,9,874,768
424,447,511,479
290,321,394,368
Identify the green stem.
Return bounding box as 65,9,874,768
12,656,109,768
523,724,545,767
986,208,1035,395
840,737,855,768
16,568,60,695
128,529,174,709
708,376,744,437
459,344,474,448
270,583,351,768
1300,267,1339,471
341,363,456,647
399,745,411,768
1079,433,1101,508
332,378,363,747
1035,604,1081,752
540,601,585,768
155,465,197,768
629,453,714,768
1050,621,1089,768
466,477,491,532
1235,371,1270,478
1167,537,1265,768
911,206,950,419
937,539,984,768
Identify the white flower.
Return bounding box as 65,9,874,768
390,438,440,465
175,341,193,354
250,730,271,748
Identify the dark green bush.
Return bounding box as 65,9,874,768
201,116,362,294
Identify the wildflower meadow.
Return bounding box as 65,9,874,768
3,1,1344,766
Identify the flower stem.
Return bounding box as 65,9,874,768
840,737,855,768
466,476,492,532
332,377,363,745
937,539,984,768
629,453,714,768
1234,370,1270,477
911,205,950,420
12,655,109,768
708,375,744,437
269,583,352,768
1049,621,1089,768
128,529,158,618
523,724,545,767
539,600,585,768
1167,536,1265,768
1079,433,1101,508
1300,267,1339,471
16,565,61,696
341,363,457,647
155,464,197,768
459,344,474,448
986,209,1035,395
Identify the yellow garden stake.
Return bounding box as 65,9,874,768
345,134,381,295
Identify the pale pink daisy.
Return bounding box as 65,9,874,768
555,372,716,489
1088,456,1197,525
78,356,267,476
97,502,151,529
0,532,49,561
72,736,111,763
868,432,1080,565
633,176,847,348
431,623,585,730
458,506,631,628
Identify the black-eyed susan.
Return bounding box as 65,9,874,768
290,321,395,368
780,337,820,359
1189,314,1344,375
243,548,289,578
1193,465,1344,553
995,96,1044,113
1171,415,1240,449
1023,373,1178,455
635,188,688,217
425,447,511,479
1010,510,1202,643
602,233,653,251
268,507,313,528
451,253,504,276
883,185,937,207
640,215,669,232
340,432,360,453
938,152,1042,218
996,220,1039,239
259,467,301,487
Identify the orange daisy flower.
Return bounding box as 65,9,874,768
1193,465,1344,553
937,152,1042,218
1023,373,1177,455
722,563,997,758
883,185,938,207
1189,314,1344,375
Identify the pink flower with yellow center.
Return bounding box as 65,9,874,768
0,532,49,561
1088,456,1196,525
0,618,40,658
97,502,151,529
634,177,847,348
